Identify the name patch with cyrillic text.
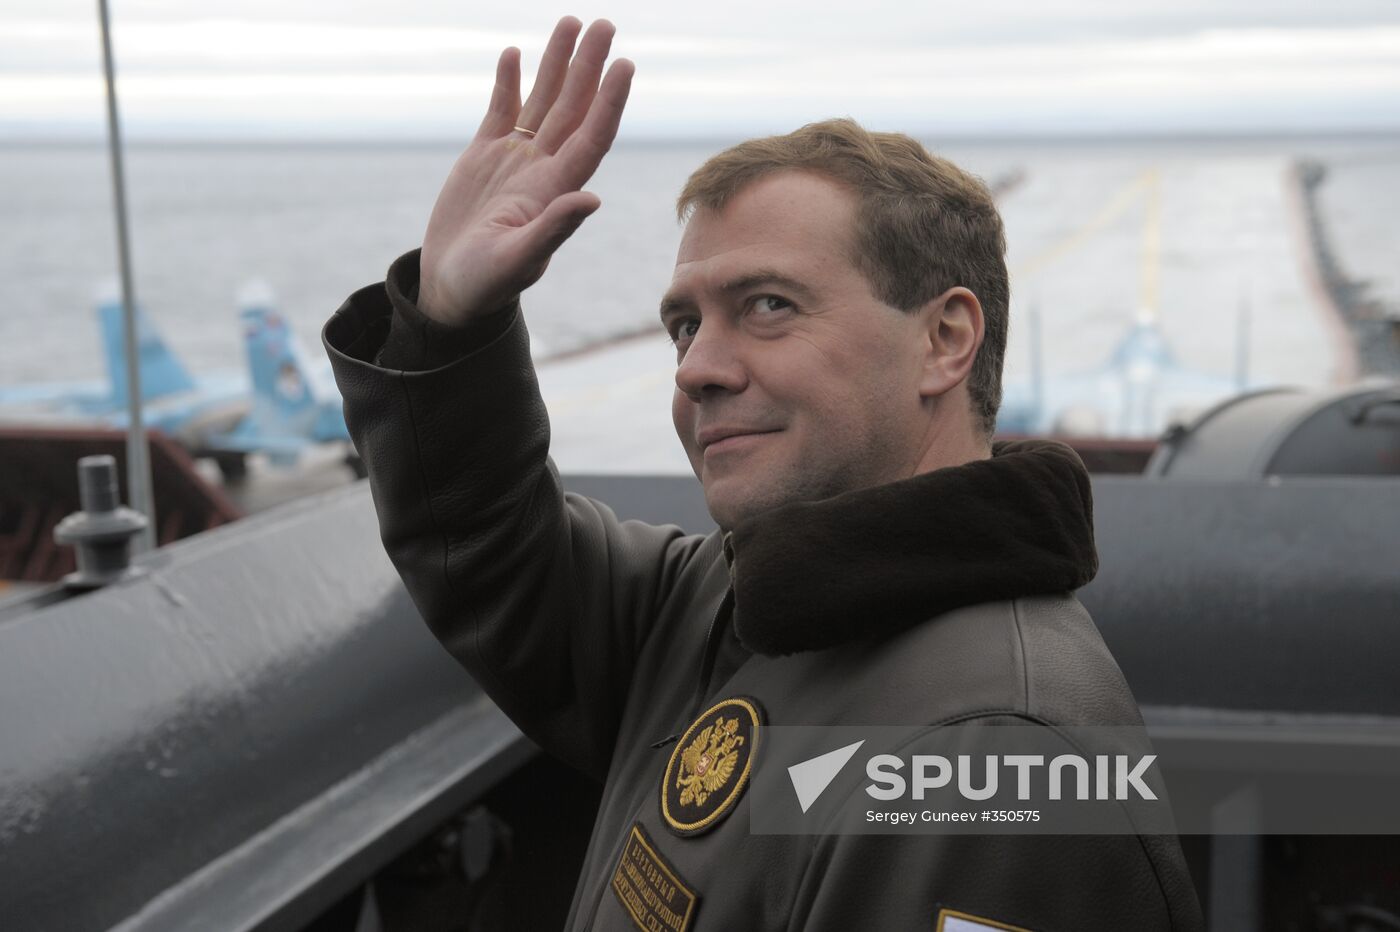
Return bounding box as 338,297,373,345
610,823,698,932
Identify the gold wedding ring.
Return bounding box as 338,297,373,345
512,125,538,138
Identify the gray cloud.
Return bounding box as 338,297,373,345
3,1,1399,137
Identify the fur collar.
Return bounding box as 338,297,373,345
728,438,1098,656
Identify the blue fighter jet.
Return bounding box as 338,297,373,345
996,303,1253,438
0,288,359,480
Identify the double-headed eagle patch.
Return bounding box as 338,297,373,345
661,696,763,836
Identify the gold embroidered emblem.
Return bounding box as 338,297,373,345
661,696,763,836
677,715,744,807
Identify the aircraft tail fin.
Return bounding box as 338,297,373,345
97,290,196,404
241,284,319,422
230,282,346,458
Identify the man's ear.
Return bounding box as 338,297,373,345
917,286,984,399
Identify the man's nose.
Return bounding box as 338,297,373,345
675,320,748,402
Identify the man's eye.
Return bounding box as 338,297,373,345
751,295,792,314
670,318,700,344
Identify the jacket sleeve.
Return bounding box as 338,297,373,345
322,249,710,783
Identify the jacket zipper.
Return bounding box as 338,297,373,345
691,585,735,714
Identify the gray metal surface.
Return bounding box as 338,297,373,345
0,481,526,932
1082,475,1400,716
109,702,528,932
1148,384,1400,478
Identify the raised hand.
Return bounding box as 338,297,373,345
418,17,634,326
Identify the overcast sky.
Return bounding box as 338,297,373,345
4,0,1400,138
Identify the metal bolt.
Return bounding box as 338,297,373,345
53,455,149,590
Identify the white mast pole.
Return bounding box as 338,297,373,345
96,0,156,552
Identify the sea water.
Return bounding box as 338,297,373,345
1,136,1396,394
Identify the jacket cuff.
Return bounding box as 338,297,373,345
375,248,520,371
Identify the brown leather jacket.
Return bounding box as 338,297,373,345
323,250,1204,931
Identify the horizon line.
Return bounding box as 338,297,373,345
6,126,1400,147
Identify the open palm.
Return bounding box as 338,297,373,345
419,17,634,326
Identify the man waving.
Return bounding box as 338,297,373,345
324,16,1202,930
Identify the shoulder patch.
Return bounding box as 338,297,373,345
660,695,763,836
936,907,1034,931
611,823,698,932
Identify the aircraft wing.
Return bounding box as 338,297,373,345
0,380,111,415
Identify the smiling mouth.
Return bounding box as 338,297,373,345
702,431,779,454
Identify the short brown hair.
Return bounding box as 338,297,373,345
676,118,1009,438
